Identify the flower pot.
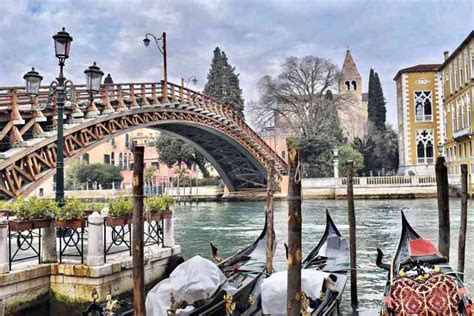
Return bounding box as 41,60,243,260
105,215,132,227
162,210,173,220
9,218,52,231
55,218,86,229
145,212,163,222
33,218,53,229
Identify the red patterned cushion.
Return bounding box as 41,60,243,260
391,274,460,315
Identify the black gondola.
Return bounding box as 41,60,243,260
302,210,350,315
164,221,273,316
377,211,472,315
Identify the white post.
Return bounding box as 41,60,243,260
41,221,57,263
87,212,105,266
163,217,175,248
333,159,339,178
0,219,9,274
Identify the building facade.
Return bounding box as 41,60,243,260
31,128,195,196
394,64,443,176
262,49,368,162
395,31,473,177
441,32,474,176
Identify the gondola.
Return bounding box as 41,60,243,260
153,221,273,316
377,211,472,315
259,210,349,316
301,210,350,315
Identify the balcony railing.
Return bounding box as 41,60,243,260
453,126,471,139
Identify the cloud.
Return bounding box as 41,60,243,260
0,0,472,127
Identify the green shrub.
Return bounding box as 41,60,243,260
145,194,175,213
11,197,59,221
55,197,85,221
108,197,133,217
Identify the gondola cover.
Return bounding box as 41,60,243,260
145,256,235,315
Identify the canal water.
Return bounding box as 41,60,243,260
173,198,474,314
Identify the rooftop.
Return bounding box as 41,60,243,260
393,64,441,81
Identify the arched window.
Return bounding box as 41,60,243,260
352,81,357,90
414,91,432,121
119,153,123,169
416,130,434,164
111,152,115,165
345,81,350,90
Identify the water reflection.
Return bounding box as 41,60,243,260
173,198,473,312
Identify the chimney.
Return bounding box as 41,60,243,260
444,51,449,61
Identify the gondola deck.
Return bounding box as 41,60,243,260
378,211,472,316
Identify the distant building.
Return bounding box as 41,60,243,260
31,128,196,195
395,30,473,177
440,31,474,176
394,64,443,176
262,49,369,161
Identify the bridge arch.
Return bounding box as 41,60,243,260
0,82,287,198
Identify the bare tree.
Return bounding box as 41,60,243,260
253,56,348,138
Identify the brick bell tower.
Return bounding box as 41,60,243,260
338,49,362,102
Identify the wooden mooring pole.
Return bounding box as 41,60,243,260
458,164,468,280
265,159,275,274
132,146,145,315
435,156,450,260
347,160,358,310
287,140,302,316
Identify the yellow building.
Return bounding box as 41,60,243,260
441,31,474,175
394,64,443,176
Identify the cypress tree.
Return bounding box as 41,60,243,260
204,47,245,117
367,68,377,128
373,72,386,129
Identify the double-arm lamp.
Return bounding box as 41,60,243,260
23,27,104,206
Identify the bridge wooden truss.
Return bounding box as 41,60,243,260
0,81,287,198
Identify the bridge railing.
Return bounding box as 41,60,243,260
304,175,438,188
0,81,287,180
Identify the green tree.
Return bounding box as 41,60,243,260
204,47,244,116
155,134,210,178
66,161,123,189
353,124,398,175
367,69,387,131
337,144,364,176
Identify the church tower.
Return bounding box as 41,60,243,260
338,49,362,102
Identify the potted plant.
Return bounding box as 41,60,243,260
84,202,103,217
9,197,58,231
54,197,86,229
106,197,133,226
144,195,174,221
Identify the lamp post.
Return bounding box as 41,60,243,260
437,143,444,157
24,27,103,206
181,76,197,88
333,147,339,178
143,32,168,102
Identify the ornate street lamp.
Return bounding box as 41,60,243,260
143,32,168,101
333,146,339,179
181,76,197,88
84,62,104,94
23,28,103,206
438,143,444,157
23,67,43,97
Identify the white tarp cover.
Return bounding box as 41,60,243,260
146,255,227,316
261,269,330,315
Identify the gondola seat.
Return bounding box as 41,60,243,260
409,239,439,257
390,274,460,315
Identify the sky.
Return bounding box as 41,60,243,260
0,0,473,128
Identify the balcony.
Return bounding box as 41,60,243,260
453,126,471,141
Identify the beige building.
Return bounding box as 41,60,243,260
394,64,443,176
441,31,474,176
31,128,193,196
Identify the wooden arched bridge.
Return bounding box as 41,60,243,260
0,81,287,199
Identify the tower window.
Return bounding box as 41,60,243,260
345,81,350,90
416,129,434,164
414,91,432,121
352,81,357,90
